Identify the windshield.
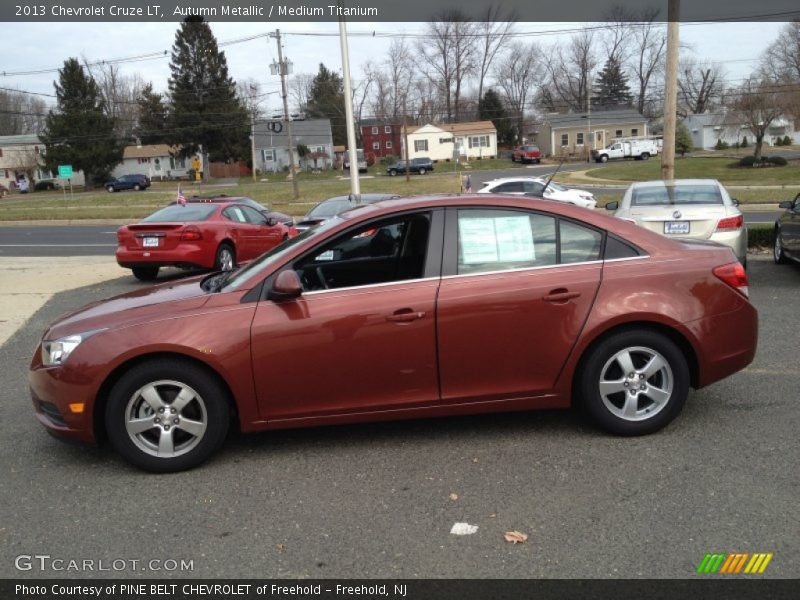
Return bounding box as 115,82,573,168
306,198,353,219
142,204,217,222
223,217,342,291
544,181,567,192
631,184,723,206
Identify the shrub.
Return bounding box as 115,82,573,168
380,154,398,165
747,225,773,249
767,155,788,166
34,181,57,191
774,136,784,146
783,135,792,146
714,139,729,150
740,136,748,148
738,155,757,167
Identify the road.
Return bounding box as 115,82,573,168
0,255,798,579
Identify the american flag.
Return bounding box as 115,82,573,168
176,184,186,206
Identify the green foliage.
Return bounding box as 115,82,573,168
41,58,123,187
767,155,788,166
782,135,792,145
479,89,515,146
380,154,398,165
136,83,168,145
747,225,773,248
675,123,693,157
738,155,757,166
714,139,730,150
592,56,633,109
741,136,748,147
167,16,249,162
296,143,310,158
306,63,346,146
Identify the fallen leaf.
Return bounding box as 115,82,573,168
489,513,497,518
472,458,479,463
504,531,528,544
450,522,479,535
449,493,458,501
276,544,285,551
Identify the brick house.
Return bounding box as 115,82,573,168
360,119,402,158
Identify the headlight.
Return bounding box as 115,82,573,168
41,329,105,366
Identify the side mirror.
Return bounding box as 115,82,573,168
731,198,740,206
778,201,792,209
605,201,619,211
269,270,302,301
266,217,278,227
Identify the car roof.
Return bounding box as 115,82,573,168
629,179,721,188
485,177,545,184
318,193,400,205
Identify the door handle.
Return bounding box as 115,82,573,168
542,289,581,303
386,309,426,323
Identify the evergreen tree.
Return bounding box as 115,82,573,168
592,57,633,110
167,16,248,161
135,83,169,145
478,89,515,146
675,123,693,157
306,64,347,146
41,58,122,186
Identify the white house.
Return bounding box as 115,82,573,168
112,144,201,180
254,119,334,173
0,134,86,188
682,113,798,150
403,121,498,162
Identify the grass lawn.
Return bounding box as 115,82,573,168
579,157,800,186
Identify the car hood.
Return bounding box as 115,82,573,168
43,276,211,340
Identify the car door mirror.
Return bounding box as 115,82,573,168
269,270,303,301
778,201,792,209
731,198,740,206
266,217,278,227
605,201,619,211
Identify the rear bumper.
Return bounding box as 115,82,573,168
116,244,212,270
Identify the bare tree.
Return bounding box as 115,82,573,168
0,90,48,135
352,62,376,128
760,20,800,82
678,57,725,116
289,73,314,115
383,38,413,120
84,61,144,141
236,78,265,121
731,77,787,160
474,3,516,111
494,41,543,144
544,29,599,112
417,10,477,122
628,14,666,116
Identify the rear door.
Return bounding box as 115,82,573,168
436,208,603,404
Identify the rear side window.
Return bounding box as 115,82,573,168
143,204,216,222
493,181,525,193
604,235,643,260
560,220,602,264
223,206,248,223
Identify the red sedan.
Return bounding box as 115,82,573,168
31,195,757,471
116,201,294,281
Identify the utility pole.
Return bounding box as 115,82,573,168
403,97,410,182
661,0,680,181
585,82,592,163
249,84,257,183
338,6,360,201
271,29,300,200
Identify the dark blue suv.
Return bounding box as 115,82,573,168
105,174,151,192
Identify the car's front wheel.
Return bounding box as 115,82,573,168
774,228,788,264
388,169,397,177
105,359,230,472
133,184,142,191
132,266,159,281
107,185,115,193
578,330,689,436
418,167,426,175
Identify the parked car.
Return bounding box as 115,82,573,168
774,192,800,265
115,200,294,281
592,139,659,163
387,157,433,176
31,195,757,471
0,183,8,198
511,145,542,164
34,180,59,191
478,177,597,209
168,195,295,228
343,149,368,174
105,174,151,192
294,193,401,232
607,179,747,266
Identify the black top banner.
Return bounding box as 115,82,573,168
2,0,800,22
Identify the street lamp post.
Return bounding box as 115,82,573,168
270,30,300,200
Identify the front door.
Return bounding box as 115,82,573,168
436,208,603,403
250,210,443,420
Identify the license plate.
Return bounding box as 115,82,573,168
664,221,689,234
142,237,160,247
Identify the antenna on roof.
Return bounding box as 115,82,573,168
542,155,567,195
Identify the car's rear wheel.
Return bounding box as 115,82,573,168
132,266,159,281
133,183,141,191
105,359,230,472
389,169,397,177
641,153,650,160
578,330,689,436
107,185,115,193
215,243,235,271
418,167,426,175
774,228,788,264
511,155,517,162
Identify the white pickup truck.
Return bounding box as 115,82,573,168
592,139,659,163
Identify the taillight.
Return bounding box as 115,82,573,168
180,225,202,241
715,214,743,231
116,228,125,242
712,262,749,298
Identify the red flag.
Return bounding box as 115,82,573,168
177,184,186,206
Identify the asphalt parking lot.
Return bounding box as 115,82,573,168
1,255,798,579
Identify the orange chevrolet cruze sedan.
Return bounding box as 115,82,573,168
29,196,758,472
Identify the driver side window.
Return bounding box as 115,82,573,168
293,213,431,291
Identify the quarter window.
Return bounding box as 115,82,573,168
493,181,525,193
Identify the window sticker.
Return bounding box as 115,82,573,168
459,216,534,264
316,250,335,261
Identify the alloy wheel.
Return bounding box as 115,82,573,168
598,346,674,422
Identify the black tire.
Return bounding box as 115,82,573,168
107,185,115,193
577,329,689,436
641,153,650,160
132,266,159,281
389,169,397,177
215,243,235,271
511,155,517,163
774,228,788,264
133,183,142,191
418,167,426,175
599,155,609,163
535,158,541,164
105,359,230,472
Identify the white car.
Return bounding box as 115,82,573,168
477,177,597,209
607,179,747,266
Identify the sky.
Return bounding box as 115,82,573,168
0,20,787,116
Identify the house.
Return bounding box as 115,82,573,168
0,134,86,188
535,110,649,157
112,144,201,181
360,119,402,159
402,121,498,162
682,112,798,150
254,118,334,173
